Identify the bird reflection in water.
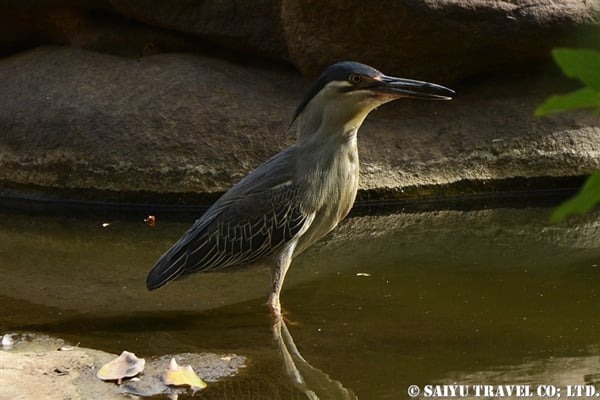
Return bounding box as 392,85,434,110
272,317,358,400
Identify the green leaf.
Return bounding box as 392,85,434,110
552,48,600,91
535,87,600,116
551,172,600,223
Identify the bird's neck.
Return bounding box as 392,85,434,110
295,106,369,148
293,109,361,213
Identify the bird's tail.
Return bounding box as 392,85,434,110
146,247,188,290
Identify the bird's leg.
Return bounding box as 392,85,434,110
268,242,296,320
268,258,290,319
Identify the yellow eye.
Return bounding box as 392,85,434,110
348,74,362,84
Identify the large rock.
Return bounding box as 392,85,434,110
0,46,299,198
105,0,288,60
0,1,206,58
0,46,598,203
1,1,599,83
281,0,600,81
0,0,286,60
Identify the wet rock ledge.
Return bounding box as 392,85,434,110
0,334,246,400
0,1,599,205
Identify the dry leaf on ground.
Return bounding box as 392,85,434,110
163,358,207,391
96,351,145,384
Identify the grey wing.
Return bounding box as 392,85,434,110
146,181,311,290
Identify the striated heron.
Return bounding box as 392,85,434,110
146,61,454,318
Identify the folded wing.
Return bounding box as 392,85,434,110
146,148,311,290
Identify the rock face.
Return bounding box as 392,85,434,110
281,0,600,81
1,1,599,81
0,45,599,203
0,1,599,204
0,47,300,197
106,0,288,60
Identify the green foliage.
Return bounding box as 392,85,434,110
535,87,600,116
536,48,600,222
551,172,600,222
535,48,600,116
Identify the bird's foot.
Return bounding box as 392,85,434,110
267,296,298,325
268,295,282,319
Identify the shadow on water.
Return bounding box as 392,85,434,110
1,199,600,399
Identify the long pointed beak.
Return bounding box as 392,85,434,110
375,75,454,100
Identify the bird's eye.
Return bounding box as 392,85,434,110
348,74,362,84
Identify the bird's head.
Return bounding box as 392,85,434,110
292,61,454,140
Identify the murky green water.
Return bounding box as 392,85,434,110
1,201,600,399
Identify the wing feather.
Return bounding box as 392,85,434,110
146,148,312,290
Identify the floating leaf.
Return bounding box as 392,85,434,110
97,351,145,384
163,358,207,391
144,215,156,227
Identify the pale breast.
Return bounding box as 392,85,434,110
294,143,359,255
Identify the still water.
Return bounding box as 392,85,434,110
1,201,599,399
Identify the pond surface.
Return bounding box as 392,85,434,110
1,200,600,399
